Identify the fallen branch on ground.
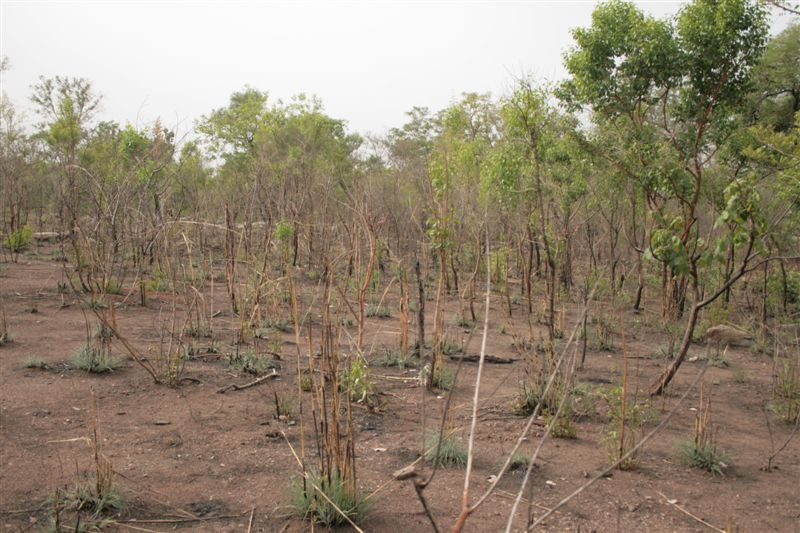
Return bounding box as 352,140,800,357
216,370,279,393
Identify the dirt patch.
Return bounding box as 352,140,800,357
1,253,799,531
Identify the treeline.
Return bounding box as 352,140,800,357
1,0,798,394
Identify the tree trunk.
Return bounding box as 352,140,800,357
649,303,700,396
414,260,425,358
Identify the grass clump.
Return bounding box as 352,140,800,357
506,451,532,472
771,355,800,424
290,470,368,527
677,383,729,475
365,304,392,318
452,314,472,328
0,306,10,346
375,348,417,369
424,429,467,467
677,440,730,475
23,356,48,370
227,350,277,375
273,391,296,418
57,473,127,518
418,362,455,390
71,345,120,373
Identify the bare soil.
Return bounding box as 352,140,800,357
1,250,799,532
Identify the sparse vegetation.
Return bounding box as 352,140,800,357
22,356,48,369
227,350,277,375
678,385,729,475
290,470,368,527
424,429,467,467
375,348,417,369
1,2,799,531
771,355,800,424
71,345,120,373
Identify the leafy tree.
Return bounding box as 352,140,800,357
30,76,101,230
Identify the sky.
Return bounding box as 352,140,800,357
0,1,796,138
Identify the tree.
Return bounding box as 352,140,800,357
30,76,101,231
563,0,773,394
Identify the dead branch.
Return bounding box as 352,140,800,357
216,370,279,393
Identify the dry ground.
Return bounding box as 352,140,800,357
1,249,799,532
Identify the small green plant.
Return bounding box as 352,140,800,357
263,318,293,333
441,337,463,355
678,440,730,475
145,269,171,292
71,345,120,373
340,355,373,403
23,356,48,369
656,338,678,359
0,306,9,346
4,226,32,254
677,385,729,475
770,355,800,424
703,353,730,368
57,472,127,518
290,470,367,527
506,451,532,472
546,408,578,439
590,315,615,351
299,373,314,392
185,324,214,338
424,429,467,467
375,348,417,369
104,277,122,295
732,368,750,384
452,314,471,328
601,385,656,471
274,391,296,418
427,364,455,390
365,304,392,318
227,350,277,375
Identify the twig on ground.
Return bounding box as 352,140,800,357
656,491,725,533
216,370,279,393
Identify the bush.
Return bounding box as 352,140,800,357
4,226,32,253
339,355,373,403
290,470,367,527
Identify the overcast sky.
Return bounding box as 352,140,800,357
0,1,795,138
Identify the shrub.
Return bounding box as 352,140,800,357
290,470,367,527
4,226,32,254
339,355,373,403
